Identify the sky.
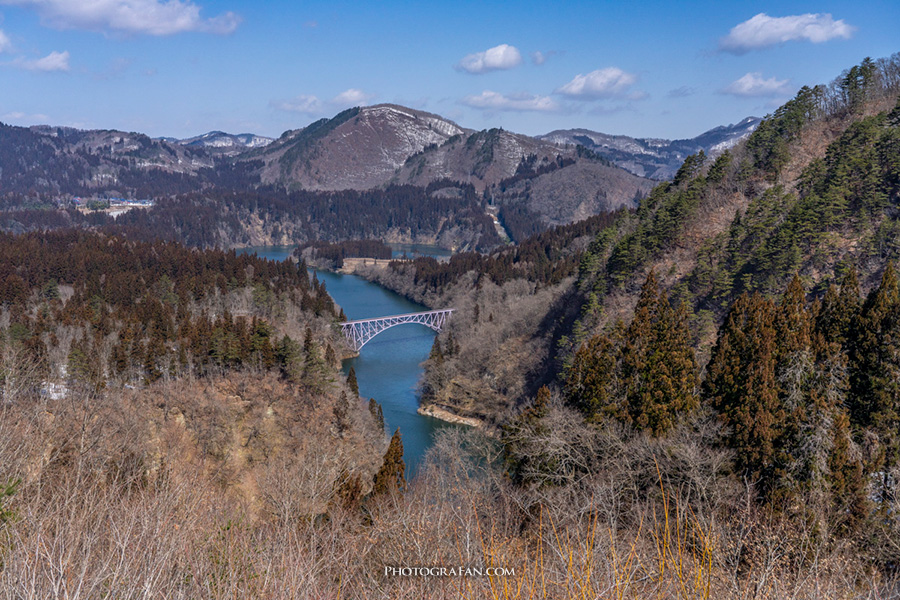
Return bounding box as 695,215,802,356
0,0,897,140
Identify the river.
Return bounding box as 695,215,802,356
237,245,451,477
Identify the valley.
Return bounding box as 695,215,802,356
1,49,900,599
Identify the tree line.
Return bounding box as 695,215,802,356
0,230,340,392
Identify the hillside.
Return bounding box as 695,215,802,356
356,55,900,426
0,123,218,198
327,57,900,596
238,104,655,217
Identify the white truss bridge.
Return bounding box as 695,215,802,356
340,309,453,352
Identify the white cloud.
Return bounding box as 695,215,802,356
272,89,375,115
12,50,70,71
457,44,522,74
0,0,241,36
530,50,560,66
722,72,791,97
0,29,11,53
272,95,323,114
461,90,560,113
2,110,51,123
332,88,375,107
719,13,855,54
556,67,642,100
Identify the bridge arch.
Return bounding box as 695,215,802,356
340,309,453,352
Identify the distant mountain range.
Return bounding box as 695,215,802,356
0,106,757,233
538,116,761,180
234,104,654,225
158,131,274,156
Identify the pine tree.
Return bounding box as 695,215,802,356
372,429,405,496
565,334,622,423
705,293,783,496
347,366,360,397
620,272,699,435
334,391,351,435
368,398,385,432
849,264,900,469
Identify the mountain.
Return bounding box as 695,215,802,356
176,131,273,155
2,105,761,244
245,104,471,190
539,116,761,180
241,104,654,229
0,123,216,198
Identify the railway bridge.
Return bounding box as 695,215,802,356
339,309,453,352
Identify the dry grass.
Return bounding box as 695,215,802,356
0,381,897,599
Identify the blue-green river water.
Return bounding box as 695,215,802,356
237,245,450,477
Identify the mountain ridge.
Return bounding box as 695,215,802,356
538,116,761,180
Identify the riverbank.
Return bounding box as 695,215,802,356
417,403,484,428
337,256,405,273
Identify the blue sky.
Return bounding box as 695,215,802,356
0,0,896,140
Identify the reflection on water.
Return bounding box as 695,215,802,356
237,244,452,477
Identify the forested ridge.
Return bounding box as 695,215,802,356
1,182,501,251
0,230,345,389
355,55,900,565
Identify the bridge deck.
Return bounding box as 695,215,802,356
339,309,454,351
340,308,454,325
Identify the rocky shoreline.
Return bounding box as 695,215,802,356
417,404,484,428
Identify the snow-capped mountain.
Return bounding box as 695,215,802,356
539,117,761,180
245,104,473,190
176,131,274,155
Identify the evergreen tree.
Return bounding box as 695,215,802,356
828,411,869,533
302,326,330,392
849,264,900,469
631,296,699,435
772,276,841,507
368,398,385,432
334,391,351,436
429,337,444,362
277,334,303,382
815,268,860,348
620,272,699,435
372,429,405,496
705,293,783,497
565,334,622,423
347,366,360,397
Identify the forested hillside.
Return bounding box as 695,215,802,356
0,230,356,391
0,183,501,251
373,54,900,423
0,102,654,252
0,230,427,597
319,54,900,596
